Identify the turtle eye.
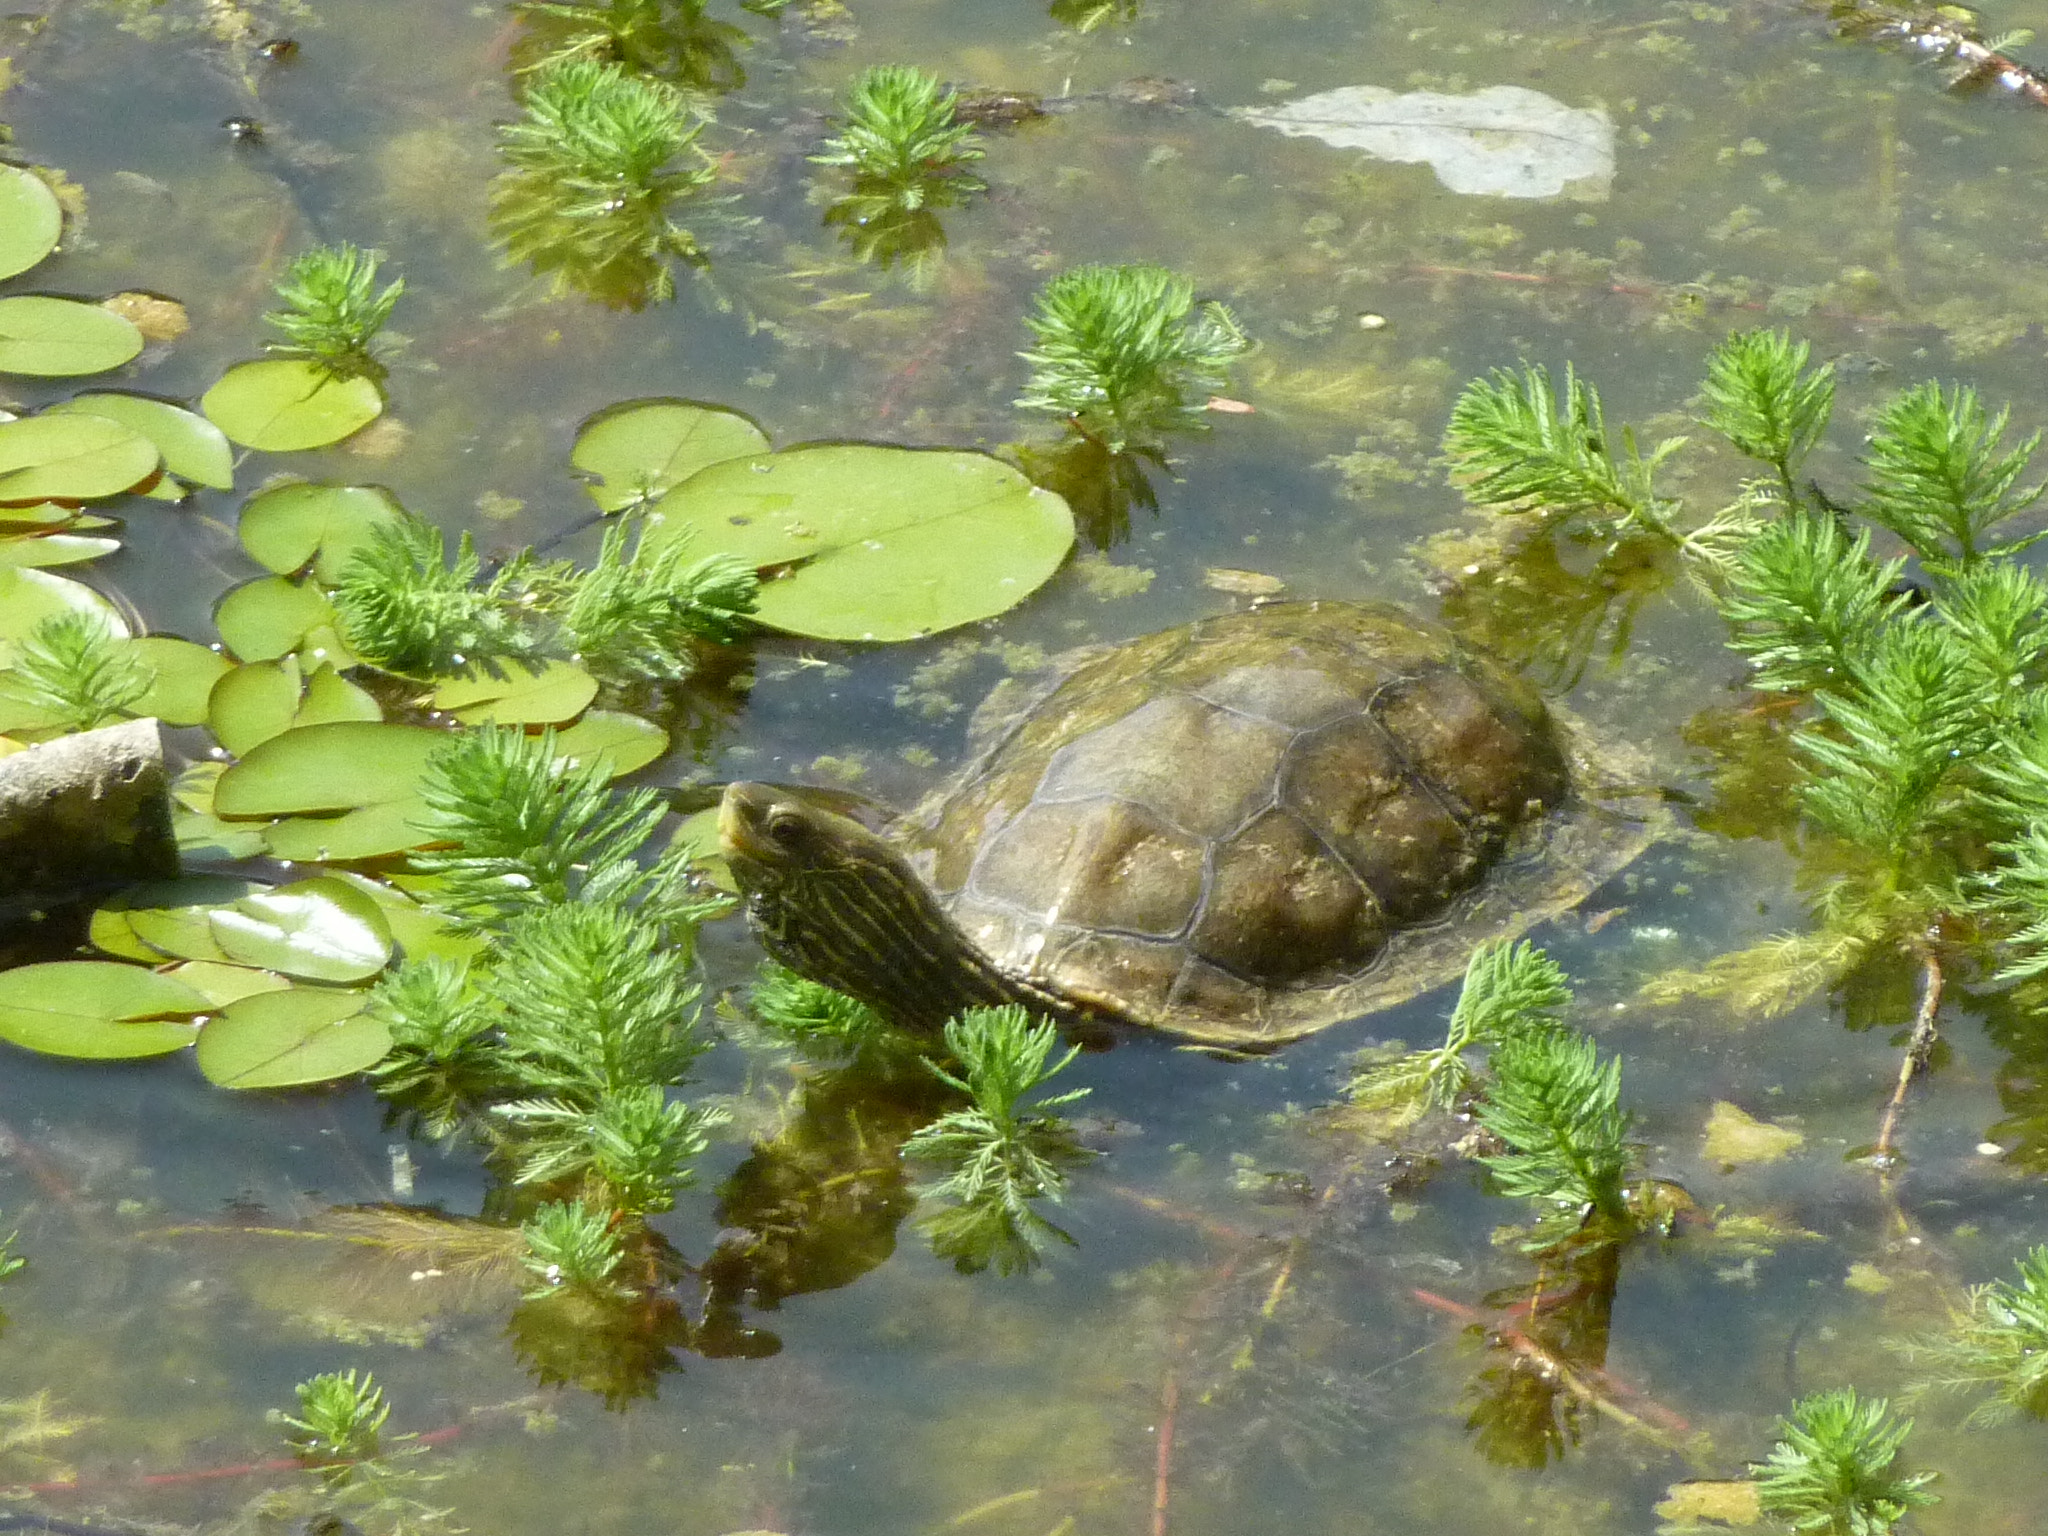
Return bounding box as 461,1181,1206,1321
765,810,807,848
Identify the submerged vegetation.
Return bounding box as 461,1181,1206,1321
262,244,405,385
1750,1390,1937,1536
813,65,985,274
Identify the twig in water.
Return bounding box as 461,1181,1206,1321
1872,944,1944,1169
1819,0,2048,109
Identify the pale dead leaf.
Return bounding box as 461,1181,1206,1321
1702,1101,1805,1170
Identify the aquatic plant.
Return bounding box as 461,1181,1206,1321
1750,1389,1938,1535
1477,1026,1637,1243
1860,380,2044,575
331,512,756,685
1017,263,1249,453
514,0,750,94
262,243,404,384
903,1005,1093,1275
748,961,898,1056
1698,326,1835,507
1348,940,1572,1119
813,65,984,208
0,1219,22,1283
491,57,718,306
1,611,151,735
278,1368,390,1465
1896,1244,2048,1423
521,1198,630,1295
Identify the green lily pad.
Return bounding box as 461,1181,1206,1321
174,806,270,861
0,531,121,566
323,871,484,964
553,709,667,778
260,800,432,863
195,986,387,1088
572,399,770,513
202,359,383,452
0,297,145,378
47,394,235,491
209,876,394,983
215,720,445,817
0,961,207,1059
648,445,1075,641
208,656,306,756
214,575,339,662
131,637,232,726
238,481,405,581
433,659,597,725
0,502,80,530
0,167,62,282
108,875,265,963
0,568,126,664
0,413,158,502
162,961,293,1007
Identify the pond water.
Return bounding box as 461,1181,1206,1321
5,0,2048,1531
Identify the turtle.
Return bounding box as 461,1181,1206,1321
719,600,1661,1053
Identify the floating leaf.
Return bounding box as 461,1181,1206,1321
195,986,387,1088
649,445,1075,641
201,359,383,451
572,399,770,513
322,871,484,964
47,394,234,491
238,481,405,580
214,575,339,661
131,637,232,726
433,659,597,725
161,961,293,1007
174,807,270,861
0,296,145,376
552,709,667,777
0,413,158,501
208,656,306,756
670,806,736,893
103,875,264,963
209,877,394,983
0,167,62,281
214,720,443,861
0,532,120,566
0,567,126,664
0,961,206,1059
1233,85,1616,201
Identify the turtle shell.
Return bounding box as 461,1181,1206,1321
889,601,1659,1050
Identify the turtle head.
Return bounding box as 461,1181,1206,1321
718,782,1016,1030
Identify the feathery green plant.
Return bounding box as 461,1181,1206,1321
1017,264,1248,453
2,612,152,734
904,1005,1092,1275
812,65,985,210
0,1217,23,1282
492,57,718,305
1719,512,1905,695
1348,940,1571,1117
1477,1027,1636,1241
1700,327,1835,507
366,958,498,1141
1751,1389,1938,1535
514,0,749,93
1862,380,2045,574
499,1081,722,1215
520,1198,629,1296
332,512,755,685
1443,362,1688,544
263,243,404,383
278,1369,391,1466
747,961,896,1054
1896,1245,2048,1423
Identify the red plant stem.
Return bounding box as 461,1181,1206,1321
1150,1369,1178,1536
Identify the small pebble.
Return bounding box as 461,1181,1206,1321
1977,1142,2006,1156
1358,312,1388,330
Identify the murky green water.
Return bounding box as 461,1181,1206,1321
9,0,2048,1531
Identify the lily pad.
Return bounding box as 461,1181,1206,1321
0,961,206,1059
648,445,1075,641
323,871,484,964
208,656,307,756
553,709,667,777
209,877,394,983
131,637,232,726
0,413,158,502
238,481,405,580
195,986,387,1088
433,659,598,725
105,875,264,963
0,531,121,567
572,399,769,513
215,719,444,817
0,567,126,664
670,805,736,893
47,394,235,491
0,297,145,377
1234,85,1616,201
202,359,383,452
214,575,340,661
0,167,62,282
174,807,271,861
161,961,293,1007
